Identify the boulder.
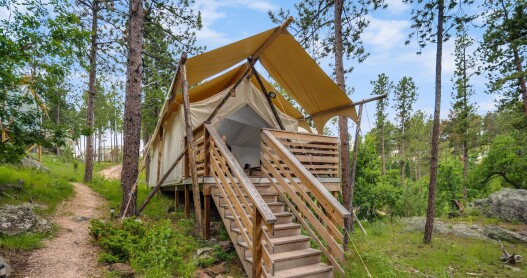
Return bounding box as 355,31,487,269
194,247,216,264
401,217,487,240
20,157,49,173
483,225,527,244
109,263,134,277
205,262,226,276
195,269,212,278
0,204,51,236
472,189,527,224
0,255,12,278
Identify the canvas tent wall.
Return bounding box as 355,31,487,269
147,80,297,186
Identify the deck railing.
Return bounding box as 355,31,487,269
260,129,350,276
205,124,277,277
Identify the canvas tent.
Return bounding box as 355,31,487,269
146,18,359,186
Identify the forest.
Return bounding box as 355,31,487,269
1,0,526,277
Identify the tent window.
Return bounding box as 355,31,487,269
217,105,271,171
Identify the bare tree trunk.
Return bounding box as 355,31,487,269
381,124,386,176
462,140,468,204
334,0,353,242
400,134,405,186
83,0,98,182
119,0,143,217
424,0,444,244
98,131,102,163
349,104,363,231
56,104,61,155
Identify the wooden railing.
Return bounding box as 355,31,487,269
205,124,277,277
260,129,350,276
262,129,340,178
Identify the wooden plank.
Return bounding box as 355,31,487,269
265,129,338,143
204,194,211,239
182,56,203,233
261,150,344,239
252,209,263,278
281,141,338,150
261,167,345,275
206,124,277,225
262,131,350,219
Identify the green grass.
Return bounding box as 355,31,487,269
345,221,527,277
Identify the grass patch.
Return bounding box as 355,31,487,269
345,221,527,277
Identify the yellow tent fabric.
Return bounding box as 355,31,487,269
259,30,357,132
185,29,274,86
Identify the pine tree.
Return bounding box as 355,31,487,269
480,0,527,115
393,76,418,186
371,73,393,176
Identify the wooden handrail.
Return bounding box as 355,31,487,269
261,129,351,276
262,130,350,219
206,124,277,225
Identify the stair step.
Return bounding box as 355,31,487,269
215,192,278,204
246,248,322,272
268,263,334,278
231,223,301,238
225,211,293,224
212,184,276,193
219,202,285,213
238,235,311,254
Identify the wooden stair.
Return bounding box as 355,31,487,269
211,183,334,277
199,124,349,277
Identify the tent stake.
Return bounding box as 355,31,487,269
251,65,285,130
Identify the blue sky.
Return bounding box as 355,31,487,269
190,0,497,133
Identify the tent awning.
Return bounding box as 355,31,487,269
151,21,359,149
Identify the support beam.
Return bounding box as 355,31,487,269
181,52,203,234
205,17,294,123
348,104,363,237
203,185,211,239
185,184,190,218
251,66,285,130
304,94,387,121
135,149,187,215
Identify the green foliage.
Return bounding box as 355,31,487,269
0,231,50,251
436,159,463,216
90,218,197,277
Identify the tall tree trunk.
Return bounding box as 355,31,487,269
424,0,444,244
114,109,118,162
83,0,98,182
334,0,353,241
462,140,468,204
98,131,102,162
381,124,386,176
119,0,143,217
56,104,61,155
400,133,405,186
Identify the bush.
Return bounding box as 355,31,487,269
90,218,197,277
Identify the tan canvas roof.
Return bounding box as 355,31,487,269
150,22,358,149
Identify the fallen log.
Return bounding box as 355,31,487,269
499,240,523,265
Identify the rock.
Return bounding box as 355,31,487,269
20,157,49,173
205,262,226,275
194,247,216,263
472,189,527,224
195,269,212,278
218,241,234,252
72,216,90,222
483,225,527,244
0,255,12,278
0,204,51,236
109,263,134,277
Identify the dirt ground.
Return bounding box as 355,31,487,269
18,183,107,278
98,164,122,180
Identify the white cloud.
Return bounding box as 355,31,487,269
193,0,277,46
384,0,410,14
363,17,410,50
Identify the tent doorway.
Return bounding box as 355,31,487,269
217,105,272,173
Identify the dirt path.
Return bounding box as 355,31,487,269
99,164,122,180
21,183,107,278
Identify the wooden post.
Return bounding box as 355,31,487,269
204,185,211,239
203,124,210,176
38,145,42,162
185,184,190,218
181,53,203,233
251,66,285,130
252,209,263,278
